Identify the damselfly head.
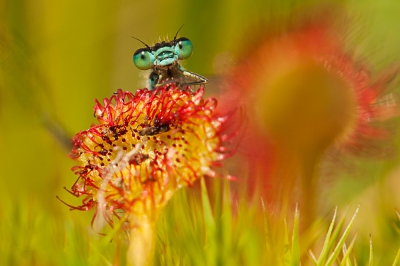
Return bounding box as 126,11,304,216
132,26,207,90
133,37,193,70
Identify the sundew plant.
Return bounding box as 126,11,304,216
2,1,400,266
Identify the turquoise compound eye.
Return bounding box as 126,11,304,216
133,48,154,70
175,37,193,60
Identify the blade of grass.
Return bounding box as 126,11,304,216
261,198,282,266
325,206,351,258
340,233,357,266
342,243,348,265
220,179,233,265
201,177,215,227
392,247,400,266
261,198,272,256
393,210,400,266
353,255,358,266
89,243,114,266
284,217,291,266
326,206,360,266
316,207,338,265
200,177,217,266
368,235,373,266
309,250,318,265
291,204,300,266
345,255,353,266
395,210,400,235
156,217,173,266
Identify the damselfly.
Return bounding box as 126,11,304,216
133,27,208,90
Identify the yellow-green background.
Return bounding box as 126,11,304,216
2,0,400,265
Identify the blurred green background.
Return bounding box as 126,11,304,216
2,0,400,265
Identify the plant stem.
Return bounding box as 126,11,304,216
127,213,157,266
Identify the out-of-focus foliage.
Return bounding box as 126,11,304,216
1,0,400,265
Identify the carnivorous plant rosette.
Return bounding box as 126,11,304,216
62,84,231,265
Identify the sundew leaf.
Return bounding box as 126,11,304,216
325,206,360,266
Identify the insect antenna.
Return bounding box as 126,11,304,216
173,24,185,43
131,36,151,49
